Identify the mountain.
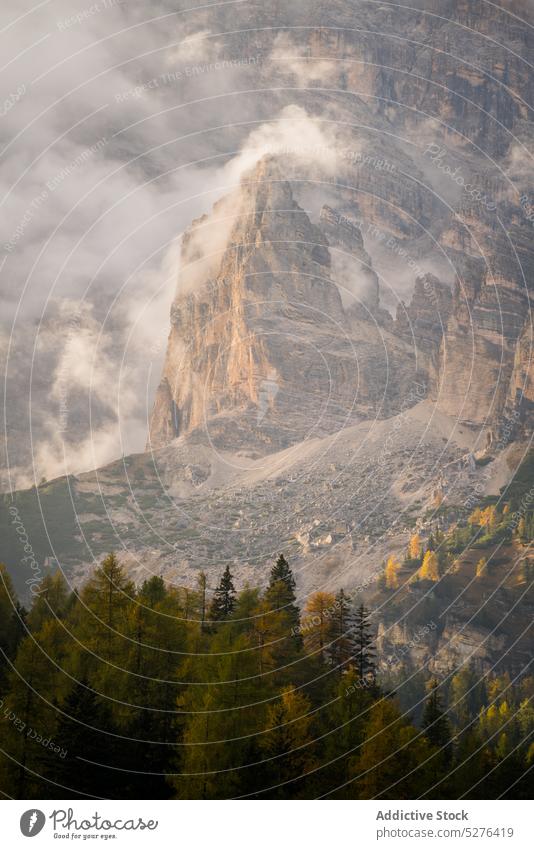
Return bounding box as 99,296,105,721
148,157,420,453
2,0,533,675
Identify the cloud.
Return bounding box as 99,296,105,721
224,104,340,179
0,0,269,487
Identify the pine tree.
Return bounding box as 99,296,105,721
269,554,293,587
75,553,135,703
173,623,271,799
265,554,301,637
1,619,71,796
480,505,498,532
422,679,452,756
353,603,376,686
83,552,135,640
52,681,115,798
209,565,236,620
197,571,208,632
449,664,486,730
469,507,483,525
321,667,374,795
329,589,356,671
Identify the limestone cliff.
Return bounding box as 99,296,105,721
149,159,419,452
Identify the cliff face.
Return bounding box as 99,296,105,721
149,159,420,452
395,274,453,383
150,156,533,447
433,192,533,427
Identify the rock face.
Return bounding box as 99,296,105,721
147,0,534,446
509,321,534,424
3,0,534,492
318,204,380,312
395,274,453,383
434,203,532,427
149,158,420,452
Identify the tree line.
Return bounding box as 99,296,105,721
0,554,532,799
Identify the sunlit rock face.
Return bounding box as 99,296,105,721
148,157,420,453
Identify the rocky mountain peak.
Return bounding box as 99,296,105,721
148,158,421,453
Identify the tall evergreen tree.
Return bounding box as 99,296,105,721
209,565,236,620
197,571,208,632
269,554,293,587
353,603,376,686
422,679,452,760
329,589,356,672
0,564,25,686
52,681,116,798
265,554,301,638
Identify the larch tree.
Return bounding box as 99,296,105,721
418,550,440,582
408,534,422,560
301,591,336,663
260,685,315,793
353,699,435,799
385,555,401,589
475,557,487,578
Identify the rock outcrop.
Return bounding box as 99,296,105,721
149,158,419,452
395,274,453,383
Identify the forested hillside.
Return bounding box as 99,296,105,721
1,549,532,799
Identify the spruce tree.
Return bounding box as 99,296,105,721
329,589,356,672
265,554,301,636
52,681,116,798
269,554,293,587
197,571,208,632
209,565,236,620
422,679,452,756
353,603,376,686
